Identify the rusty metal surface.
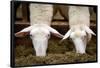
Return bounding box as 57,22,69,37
15,21,96,33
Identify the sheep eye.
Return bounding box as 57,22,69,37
47,34,50,39
48,34,50,37
30,34,32,37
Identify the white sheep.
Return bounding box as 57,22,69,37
15,3,63,56
62,6,96,54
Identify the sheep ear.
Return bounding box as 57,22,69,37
46,26,63,38
62,29,72,40
84,26,96,36
15,32,30,37
15,26,33,37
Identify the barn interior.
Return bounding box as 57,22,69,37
13,2,97,67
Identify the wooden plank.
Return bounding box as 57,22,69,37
15,21,96,27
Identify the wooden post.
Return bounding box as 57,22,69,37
22,3,29,22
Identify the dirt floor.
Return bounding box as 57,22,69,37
15,36,97,66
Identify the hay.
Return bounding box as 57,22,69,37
15,37,96,66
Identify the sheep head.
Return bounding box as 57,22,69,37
15,24,63,56
62,25,96,54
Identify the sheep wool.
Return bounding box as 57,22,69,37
69,6,90,28
29,3,53,25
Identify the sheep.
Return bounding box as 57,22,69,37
15,3,63,56
62,6,96,54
